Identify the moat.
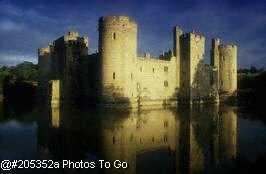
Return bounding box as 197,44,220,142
0,103,265,174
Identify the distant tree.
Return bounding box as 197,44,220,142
0,61,38,94
0,66,11,80
12,61,38,81
11,62,38,81
258,68,265,73
250,66,258,73
238,68,248,74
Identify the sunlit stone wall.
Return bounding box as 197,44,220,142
179,32,219,103
38,15,237,106
219,45,237,95
98,16,137,103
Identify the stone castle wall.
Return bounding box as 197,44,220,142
38,15,237,107
134,54,178,102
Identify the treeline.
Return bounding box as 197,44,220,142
0,61,38,81
238,70,266,123
238,66,265,74
238,70,266,107
0,61,38,94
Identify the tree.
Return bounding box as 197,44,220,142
250,66,258,73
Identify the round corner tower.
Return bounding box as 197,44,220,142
98,15,137,102
218,45,237,95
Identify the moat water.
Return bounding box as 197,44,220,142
0,103,266,174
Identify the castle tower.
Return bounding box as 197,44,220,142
53,31,89,100
38,46,52,82
38,31,89,101
173,27,183,90
38,46,53,99
211,38,220,68
218,45,237,95
210,38,220,90
98,16,137,102
179,31,205,103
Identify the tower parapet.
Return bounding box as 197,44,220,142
38,47,51,56
99,15,137,31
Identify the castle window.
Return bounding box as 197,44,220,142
140,67,142,72
113,136,116,144
164,66,168,72
164,81,168,87
113,72,115,79
153,68,155,73
210,74,214,85
223,56,225,61
113,32,116,40
131,73,133,80
163,135,168,142
164,121,168,128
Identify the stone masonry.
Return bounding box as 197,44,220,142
38,15,237,107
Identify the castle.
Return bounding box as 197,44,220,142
38,15,237,107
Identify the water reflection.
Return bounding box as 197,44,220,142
37,104,237,174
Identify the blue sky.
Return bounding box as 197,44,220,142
0,0,265,68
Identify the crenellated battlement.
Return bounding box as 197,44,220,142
54,31,89,47
219,44,237,56
38,47,50,56
64,31,79,42
181,31,205,41
82,36,89,47
219,44,237,49
99,15,137,30
226,44,237,49
191,32,205,41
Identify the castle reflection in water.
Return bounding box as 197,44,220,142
37,104,237,174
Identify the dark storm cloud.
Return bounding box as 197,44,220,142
0,0,265,67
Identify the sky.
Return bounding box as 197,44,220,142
0,0,265,68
